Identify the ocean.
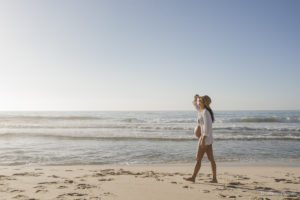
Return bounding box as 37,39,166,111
0,110,299,166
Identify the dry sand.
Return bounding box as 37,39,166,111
0,164,299,200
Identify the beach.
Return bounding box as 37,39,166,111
0,111,299,199
0,164,299,200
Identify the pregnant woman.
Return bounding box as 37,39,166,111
184,94,217,183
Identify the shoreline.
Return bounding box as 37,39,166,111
2,159,300,168
0,164,299,200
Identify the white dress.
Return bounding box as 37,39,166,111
192,101,214,145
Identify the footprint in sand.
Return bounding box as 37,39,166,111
278,178,300,184
227,181,244,188
0,175,8,179
155,178,163,181
13,172,42,177
174,172,185,176
118,169,140,175
0,175,16,181
93,173,105,177
35,189,48,193
104,192,113,196
89,197,101,200
0,186,13,193
101,169,114,172
214,186,227,191
34,185,46,189
10,189,25,193
98,178,114,181
57,185,68,189
218,193,227,198
253,197,271,200
63,180,74,184
13,194,28,199
275,178,288,182
254,186,273,191
48,175,60,178
99,169,116,175
38,181,58,185
76,183,96,189
57,192,87,198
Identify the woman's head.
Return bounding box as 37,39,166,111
198,95,211,108
199,95,211,107
199,95,214,122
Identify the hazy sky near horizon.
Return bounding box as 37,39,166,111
0,0,299,111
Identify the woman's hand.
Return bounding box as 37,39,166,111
194,94,199,101
200,136,206,147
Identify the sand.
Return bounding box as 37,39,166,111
0,164,299,200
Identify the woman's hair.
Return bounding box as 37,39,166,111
205,106,215,123
201,95,215,123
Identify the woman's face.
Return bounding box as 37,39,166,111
198,97,205,108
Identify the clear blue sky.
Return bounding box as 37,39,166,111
0,0,299,110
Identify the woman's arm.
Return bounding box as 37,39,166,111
192,95,201,111
200,136,207,146
200,110,211,146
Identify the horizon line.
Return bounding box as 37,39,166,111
0,109,299,112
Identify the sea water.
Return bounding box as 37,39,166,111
0,110,299,166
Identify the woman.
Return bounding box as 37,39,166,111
183,94,217,183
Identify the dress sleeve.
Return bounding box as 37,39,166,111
202,110,211,136
192,100,201,112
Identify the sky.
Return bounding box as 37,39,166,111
0,0,299,111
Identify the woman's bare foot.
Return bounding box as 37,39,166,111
183,177,195,183
210,179,218,183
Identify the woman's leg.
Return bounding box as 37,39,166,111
206,144,217,182
192,144,206,178
184,144,206,182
